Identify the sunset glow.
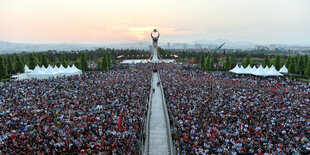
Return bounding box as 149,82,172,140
0,0,309,44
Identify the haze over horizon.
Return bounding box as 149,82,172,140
1,0,310,45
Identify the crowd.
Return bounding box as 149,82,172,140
0,64,152,154
159,63,310,154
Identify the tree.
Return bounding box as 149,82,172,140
305,59,310,78
285,56,291,68
107,54,112,67
0,56,8,80
29,53,39,69
304,55,308,68
55,58,61,67
40,54,49,68
61,54,68,68
73,58,81,69
6,56,14,74
101,54,108,71
298,55,304,75
289,56,296,74
243,53,251,67
199,53,205,71
80,53,88,71
14,54,24,73
204,55,210,71
224,53,231,70
263,54,271,68
274,54,281,71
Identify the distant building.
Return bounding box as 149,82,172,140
255,45,269,50
195,43,202,49
167,42,171,49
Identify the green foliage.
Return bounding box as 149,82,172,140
263,54,271,68
6,56,14,74
243,53,251,67
289,56,297,74
304,55,308,68
107,54,112,67
73,58,81,69
204,53,213,71
101,54,108,71
285,56,291,68
224,53,231,70
0,56,8,79
305,60,310,78
29,53,39,69
40,54,49,68
199,53,206,70
14,54,24,73
274,54,281,71
80,53,88,71
61,54,68,68
55,58,61,67
298,55,304,74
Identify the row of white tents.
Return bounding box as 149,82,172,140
11,64,82,80
229,64,288,76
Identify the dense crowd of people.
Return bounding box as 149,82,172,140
159,63,310,154
0,64,152,154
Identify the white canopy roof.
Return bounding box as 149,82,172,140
229,64,240,73
252,65,266,76
266,67,283,76
41,66,47,72
244,65,252,74
29,66,44,75
63,65,76,73
44,65,58,75
263,66,270,73
237,65,248,74
248,66,257,74
53,66,62,73
24,64,32,73
71,64,81,73
59,64,66,71
279,65,288,73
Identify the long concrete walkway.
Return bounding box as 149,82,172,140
148,73,169,155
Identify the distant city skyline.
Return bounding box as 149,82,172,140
1,0,310,45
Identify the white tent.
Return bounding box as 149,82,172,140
24,65,32,73
41,66,47,72
244,65,252,74
266,67,283,76
279,65,288,74
44,65,58,78
229,64,240,73
263,66,270,73
63,65,76,76
29,66,45,79
53,66,62,73
237,65,248,74
59,65,66,72
252,65,266,76
71,64,83,75
248,66,257,74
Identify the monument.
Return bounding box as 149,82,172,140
151,29,160,62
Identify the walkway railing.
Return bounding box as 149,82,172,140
157,72,175,155
143,74,154,154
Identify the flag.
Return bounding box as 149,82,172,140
275,83,280,89
117,111,123,129
53,117,58,127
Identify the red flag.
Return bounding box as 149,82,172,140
275,83,280,89
117,111,123,129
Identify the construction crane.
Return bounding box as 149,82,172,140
210,43,225,57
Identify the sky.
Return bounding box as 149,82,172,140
0,0,310,45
